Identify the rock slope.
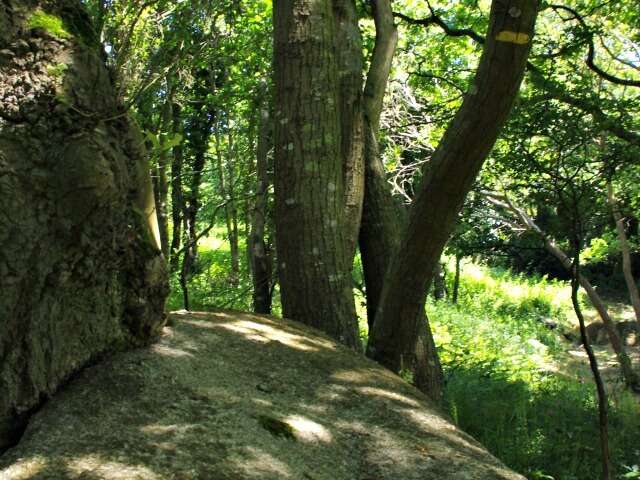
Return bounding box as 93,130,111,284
0,311,525,479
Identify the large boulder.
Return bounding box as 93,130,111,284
0,0,168,451
0,311,524,479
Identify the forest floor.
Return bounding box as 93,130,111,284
554,301,640,401
0,310,524,480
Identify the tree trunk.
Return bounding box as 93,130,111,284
250,97,273,314
214,126,240,286
432,261,447,300
169,102,185,271
273,0,363,348
607,180,640,325
227,131,240,285
570,254,611,480
0,0,168,451
367,0,539,373
453,254,462,304
155,79,174,259
357,0,444,402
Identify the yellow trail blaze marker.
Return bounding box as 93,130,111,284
496,30,530,45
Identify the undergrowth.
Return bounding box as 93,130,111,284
430,260,640,480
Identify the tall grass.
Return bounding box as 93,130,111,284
429,260,640,479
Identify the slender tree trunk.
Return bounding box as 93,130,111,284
571,251,611,480
607,180,640,325
485,191,640,390
227,131,240,285
155,79,174,258
179,112,211,308
250,99,273,314
453,254,462,304
170,102,185,271
357,0,444,402
214,125,240,286
432,261,447,300
273,0,363,348
368,0,539,373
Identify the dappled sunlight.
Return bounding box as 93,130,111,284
283,415,332,443
0,456,47,479
213,319,331,351
66,455,161,479
151,344,194,358
330,368,380,384
229,447,293,478
356,386,422,408
140,423,193,436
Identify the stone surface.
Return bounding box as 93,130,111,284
0,311,525,479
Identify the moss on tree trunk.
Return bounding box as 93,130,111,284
0,0,168,451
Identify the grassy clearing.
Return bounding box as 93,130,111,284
430,260,640,480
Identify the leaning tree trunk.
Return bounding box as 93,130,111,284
367,0,539,372
273,0,364,348
0,0,168,451
607,180,640,326
358,0,443,402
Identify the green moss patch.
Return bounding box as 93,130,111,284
27,11,72,40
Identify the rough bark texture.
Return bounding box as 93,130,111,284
358,0,443,402
249,101,272,314
273,0,362,348
367,0,539,372
0,0,169,451
0,310,526,480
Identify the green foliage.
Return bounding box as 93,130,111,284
46,63,68,78
430,261,640,479
27,11,72,40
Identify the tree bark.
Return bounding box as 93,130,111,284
357,0,444,402
453,254,462,304
273,0,363,348
607,180,640,325
249,96,273,314
169,101,185,271
0,0,168,451
367,0,539,373
155,79,174,259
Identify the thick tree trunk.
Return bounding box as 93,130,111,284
607,180,640,325
250,100,273,314
273,0,363,348
0,0,168,451
334,0,365,258
358,0,444,402
367,0,539,372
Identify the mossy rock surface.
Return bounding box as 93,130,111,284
0,310,524,479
